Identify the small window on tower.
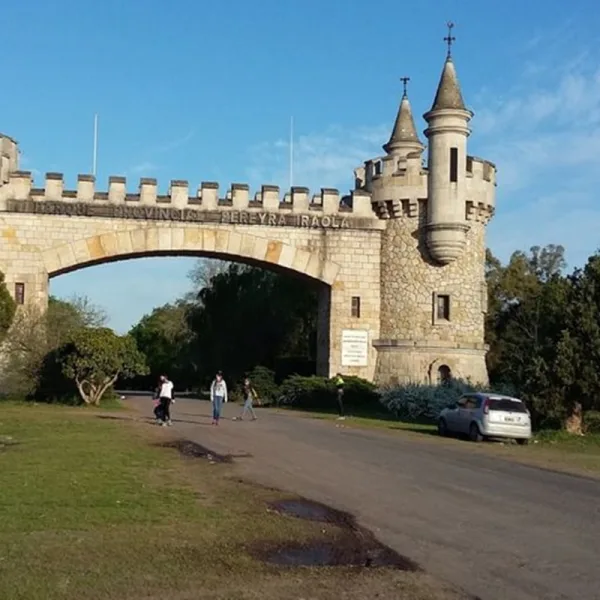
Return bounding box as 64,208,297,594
436,294,450,321
351,296,361,318
449,147,458,182
15,282,25,305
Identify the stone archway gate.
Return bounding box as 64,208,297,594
0,172,384,380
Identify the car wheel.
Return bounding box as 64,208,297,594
438,418,449,437
469,423,483,443
516,438,529,446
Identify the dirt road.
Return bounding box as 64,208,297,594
130,397,600,600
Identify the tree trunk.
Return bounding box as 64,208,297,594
565,401,584,435
91,374,119,405
75,378,92,404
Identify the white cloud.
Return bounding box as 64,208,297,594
151,128,195,154
126,161,160,176
245,125,388,193
125,129,195,181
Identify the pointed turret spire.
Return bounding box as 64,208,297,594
429,22,467,112
383,77,424,156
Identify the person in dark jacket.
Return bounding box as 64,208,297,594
334,373,345,420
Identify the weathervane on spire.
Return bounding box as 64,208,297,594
444,21,455,58
400,76,410,97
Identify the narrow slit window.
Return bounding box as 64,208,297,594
436,294,450,321
351,296,361,318
15,282,25,305
449,147,458,182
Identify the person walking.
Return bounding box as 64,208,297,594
210,371,228,425
334,373,345,420
152,379,162,423
157,374,175,427
234,377,259,421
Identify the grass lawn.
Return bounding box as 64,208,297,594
271,406,600,478
0,402,466,600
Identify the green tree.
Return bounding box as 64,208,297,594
129,300,195,389
47,295,107,348
58,327,148,405
0,271,16,343
1,295,106,398
548,253,600,433
485,245,569,426
186,263,318,386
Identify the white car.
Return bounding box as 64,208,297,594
438,392,532,444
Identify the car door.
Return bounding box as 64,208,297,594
458,396,479,433
448,396,468,433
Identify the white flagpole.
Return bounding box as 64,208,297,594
92,114,98,177
289,116,294,189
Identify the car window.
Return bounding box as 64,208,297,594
457,396,468,407
488,398,528,413
465,398,478,410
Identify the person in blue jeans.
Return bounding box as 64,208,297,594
233,377,259,421
210,371,228,425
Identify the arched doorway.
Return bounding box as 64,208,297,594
437,364,452,383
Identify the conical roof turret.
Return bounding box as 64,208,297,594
429,56,466,112
383,78,424,157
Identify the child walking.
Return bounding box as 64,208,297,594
210,371,228,425
234,377,259,421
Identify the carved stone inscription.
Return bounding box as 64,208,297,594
5,200,351,229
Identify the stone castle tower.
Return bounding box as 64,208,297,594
356,37,496,385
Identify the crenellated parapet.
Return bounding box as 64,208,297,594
0,171,380,227
354,153,495,225
465,156,496,224
0,134,19,185
355,152,426,191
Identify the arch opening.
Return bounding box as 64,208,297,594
437,364,452,384
45,227,340,387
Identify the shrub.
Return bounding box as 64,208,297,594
246,366,279,405
584,410,600,434
379,379,519,422
227,366,280,404
277,374,379,411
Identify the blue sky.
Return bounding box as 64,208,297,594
2,0,600,332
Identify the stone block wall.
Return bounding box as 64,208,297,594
375,213,488,385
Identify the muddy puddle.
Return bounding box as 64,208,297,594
255,537,418,570
269,499,354,526
258,498,420,571
156,439,252,463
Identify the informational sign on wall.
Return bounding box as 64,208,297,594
341,329,369,367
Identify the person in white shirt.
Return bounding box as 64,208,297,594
157,375,174,426
209,371,228,426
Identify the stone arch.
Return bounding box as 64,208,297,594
428,358,460,385
40,225,341,284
